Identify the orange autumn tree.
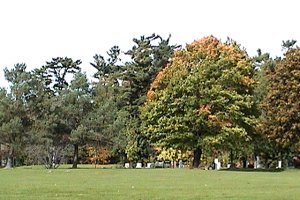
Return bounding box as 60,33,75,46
260,45,300,158
141,36,257,168
87,146,110,167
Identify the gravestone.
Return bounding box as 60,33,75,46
214,158,221,170
278,160,282,169
124,163,130,168
146,163,154,168
136,162,142,168
179,160,184,168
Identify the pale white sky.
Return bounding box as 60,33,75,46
1,0,299,88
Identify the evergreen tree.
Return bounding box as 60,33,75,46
122,34,179,163
64,72,93,168
0,64,32,168
37,57,81,94
31,57,82,168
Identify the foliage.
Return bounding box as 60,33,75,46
122,34,179,162
260,45,300,157
87,146,110,166
0,64,33,168
61,72,92,168
89,84,121,147
37,57,81,93
2,34,300,168
142,36,257,167
252,49,277,161
29,58,83,168
253,49,275,104
90,46,121,83
282,39,297,50
156,147,190,162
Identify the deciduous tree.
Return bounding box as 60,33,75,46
142,36,257,167
260,44,300,158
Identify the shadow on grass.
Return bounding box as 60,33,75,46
67,167,119,170
65,165,123,170
14,164,122,170
220,168,285,173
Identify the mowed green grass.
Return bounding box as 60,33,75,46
0,166,300,200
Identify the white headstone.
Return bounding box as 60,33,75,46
214,159,220,170
216,161,221,170
146,163,152,168
255,156,261,169
214,158,219,164
179,160,184,168
278,160,282,169
136,162,142,168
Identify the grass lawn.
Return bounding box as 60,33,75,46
0,165,299,200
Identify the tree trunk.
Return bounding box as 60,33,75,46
230,150,234,168
72,144,79,169
192,148,202,168
5,146,14,169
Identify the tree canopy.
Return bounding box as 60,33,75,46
260,45,300,156
141,36,257,167
1,34,300,169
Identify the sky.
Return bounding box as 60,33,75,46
1,0,300,88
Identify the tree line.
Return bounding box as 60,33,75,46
0,34,299,169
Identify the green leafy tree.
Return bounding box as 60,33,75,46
142,36,257,168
